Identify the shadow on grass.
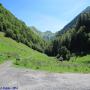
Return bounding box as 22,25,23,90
82,61,90,64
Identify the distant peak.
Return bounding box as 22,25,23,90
44,31,52,33
83,6,90,13
46,31,51,32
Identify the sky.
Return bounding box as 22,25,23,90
0,0,90,32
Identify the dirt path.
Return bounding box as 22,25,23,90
0,61,90,90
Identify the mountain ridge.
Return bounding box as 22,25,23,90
57,6,90,35
30,26,55,41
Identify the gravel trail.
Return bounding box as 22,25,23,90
0,61,90,90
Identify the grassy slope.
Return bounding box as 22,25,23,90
0,32,58,66
0,32,90,73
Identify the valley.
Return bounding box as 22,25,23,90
0,3,90,73
0,32,90,73
0,1,90,90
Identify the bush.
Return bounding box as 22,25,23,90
57,46,70,61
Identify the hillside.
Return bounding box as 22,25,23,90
30,26,55,41
46,6,90,60
0,32,57,64
0,4,90,73
0,4,46,52
0,32,90,73
57,6,90,35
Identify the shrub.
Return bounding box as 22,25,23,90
57,46,70,61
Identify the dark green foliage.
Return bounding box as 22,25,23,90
57,46,70,61
45,43,53,56
0,4,46,52
46,7,90,61
57,6,90,35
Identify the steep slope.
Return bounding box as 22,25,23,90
83,6,90,13
30,26,55,41
0,32,56,63
0,4,46,52
46,6,90,60
57,6,90,35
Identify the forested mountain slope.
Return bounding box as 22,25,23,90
57,6,90,35
0,4,46,52
46,6,90,60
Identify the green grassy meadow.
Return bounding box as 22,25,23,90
18,55,90,73
0,32,90,73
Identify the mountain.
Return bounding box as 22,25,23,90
30,26,55,41
42,31,55,41
0,4,46,52
46,6,90,60
57,6,90,35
